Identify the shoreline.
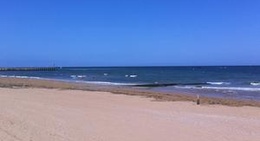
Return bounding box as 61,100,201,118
0,77,260,107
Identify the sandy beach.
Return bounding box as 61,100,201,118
0,86,260,141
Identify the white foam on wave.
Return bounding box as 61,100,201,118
79,81,137,86
129,75,137,78
201,86,260,91
125,74,138,78
77,75,86,78
0,75,9,78
206,82,230,85
70,75,86,79
250,82,260,86
176,85,260,92
0,75,41,79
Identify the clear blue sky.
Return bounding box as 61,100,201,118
0,0,259,67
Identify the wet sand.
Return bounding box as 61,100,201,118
0,87,259,141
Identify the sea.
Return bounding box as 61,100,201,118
1,66,260,101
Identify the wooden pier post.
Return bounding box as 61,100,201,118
0,67,59,71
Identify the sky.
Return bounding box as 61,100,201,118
0,0,260,67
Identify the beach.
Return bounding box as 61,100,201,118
2,0,260,140
0,78,260,141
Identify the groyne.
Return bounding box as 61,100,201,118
0,67,60,71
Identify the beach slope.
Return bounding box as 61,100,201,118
0,88,259,141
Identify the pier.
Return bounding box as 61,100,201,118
0,67,60,71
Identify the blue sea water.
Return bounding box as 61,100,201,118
0,66,260,100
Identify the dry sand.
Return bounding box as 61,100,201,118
0,88,259,141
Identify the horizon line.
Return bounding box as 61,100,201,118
1,65,260,68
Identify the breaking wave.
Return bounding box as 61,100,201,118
0,75,41,79
176,86,260,92
250,82,260,86
206,82,231,85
